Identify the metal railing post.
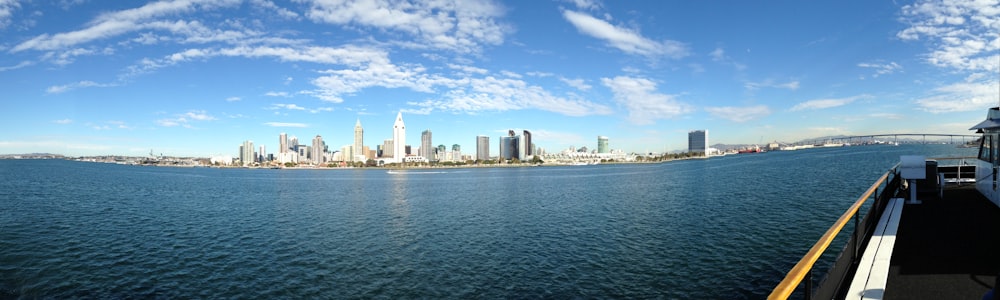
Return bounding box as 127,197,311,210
805,270,813,300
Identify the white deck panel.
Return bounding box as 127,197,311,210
846,198,904,300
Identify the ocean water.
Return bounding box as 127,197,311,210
0,144,976,298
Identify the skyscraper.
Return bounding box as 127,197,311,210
421,130,433,161
240,140,254,166
279,133,287,154
522,130,533,156
477,135,490,161
382,139,393,159
312,135,324,165
354,119,364,162
392,112,406,163
597,136,609,154
689,130,708,155
452,144,461,161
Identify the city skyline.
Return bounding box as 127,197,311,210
1,1,998,157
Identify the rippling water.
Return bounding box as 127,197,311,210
0,144,975,298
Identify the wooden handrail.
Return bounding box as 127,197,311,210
768,170,891,299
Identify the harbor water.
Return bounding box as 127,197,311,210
0,144,976,298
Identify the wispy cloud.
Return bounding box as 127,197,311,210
0,0,21,29
914,79,1000,113
857,61,902,79
897,0,999,73
560,77,592,91
562,10,688,58
264,122,308,128
0,61,32,72
566,0,602,10
225,96,241,102
705,105,771,122
53,118,73,124
264,91,292,97
46,80,116,94
270,103,305,110
601,76,693,125
745,80,799,91
790,95,869,112
302,0,508,53
156,110,216,128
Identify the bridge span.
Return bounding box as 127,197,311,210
801,133,980,146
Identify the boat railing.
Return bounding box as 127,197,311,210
769,164,903,299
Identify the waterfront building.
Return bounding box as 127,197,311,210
240,140,254,166
354,119,364,162
382,139,393,159
523,130,533,156
689,130,708,155
298,146,309,161
341,145,353,162
312,135,324,165
436,144,446,160
259,145,267,162
279,133,287,154
517,134,527,160
405,145,412,155
289,135,299,150
422,130,433,161
500,135,517,161
477,135,490,161
393,112,406,163
598,136,609,154
452,144,461,161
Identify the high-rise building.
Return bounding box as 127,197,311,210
477,135,490,161
259,145,267,162
392,112,406,163
452,144,461,161
354,119,364,162
382,139,393,159
522,130,533,156
597,136,609,154
312,135,324,165
289,135,299,150
421,130,433,161
500,136,517,160
689,130,708,155
279,133,287,154
240,140,254,166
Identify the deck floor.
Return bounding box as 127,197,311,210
884,184,1000,299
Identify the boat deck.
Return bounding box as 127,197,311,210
884,184,1000,299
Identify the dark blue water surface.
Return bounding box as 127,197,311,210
0,144,976,298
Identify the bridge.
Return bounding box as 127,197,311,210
798,133,980,146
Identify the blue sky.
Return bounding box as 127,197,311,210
1,0,997,157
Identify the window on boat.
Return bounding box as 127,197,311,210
980,134,995,163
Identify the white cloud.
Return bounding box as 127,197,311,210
790,95,868,111
156,109,216,128
560,77,592,91
448,63,488,75
601,76,693,125
567,0,601,10
0,0,20,29
11,0,243,52
705,105,771,122
302,0,508,53
264,122,308,128
914,80,1000,113
264,91,292,97
745,80,799,91
562,10,688,58
857,61,902,78
226,96,241,102
271,103,306,110
183,110,216,121
897,0,1000,72
710,47,725,61
46,80,116,94
0,61,33,72
409,76,613,117
250,0,299,20
53,119,73,124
